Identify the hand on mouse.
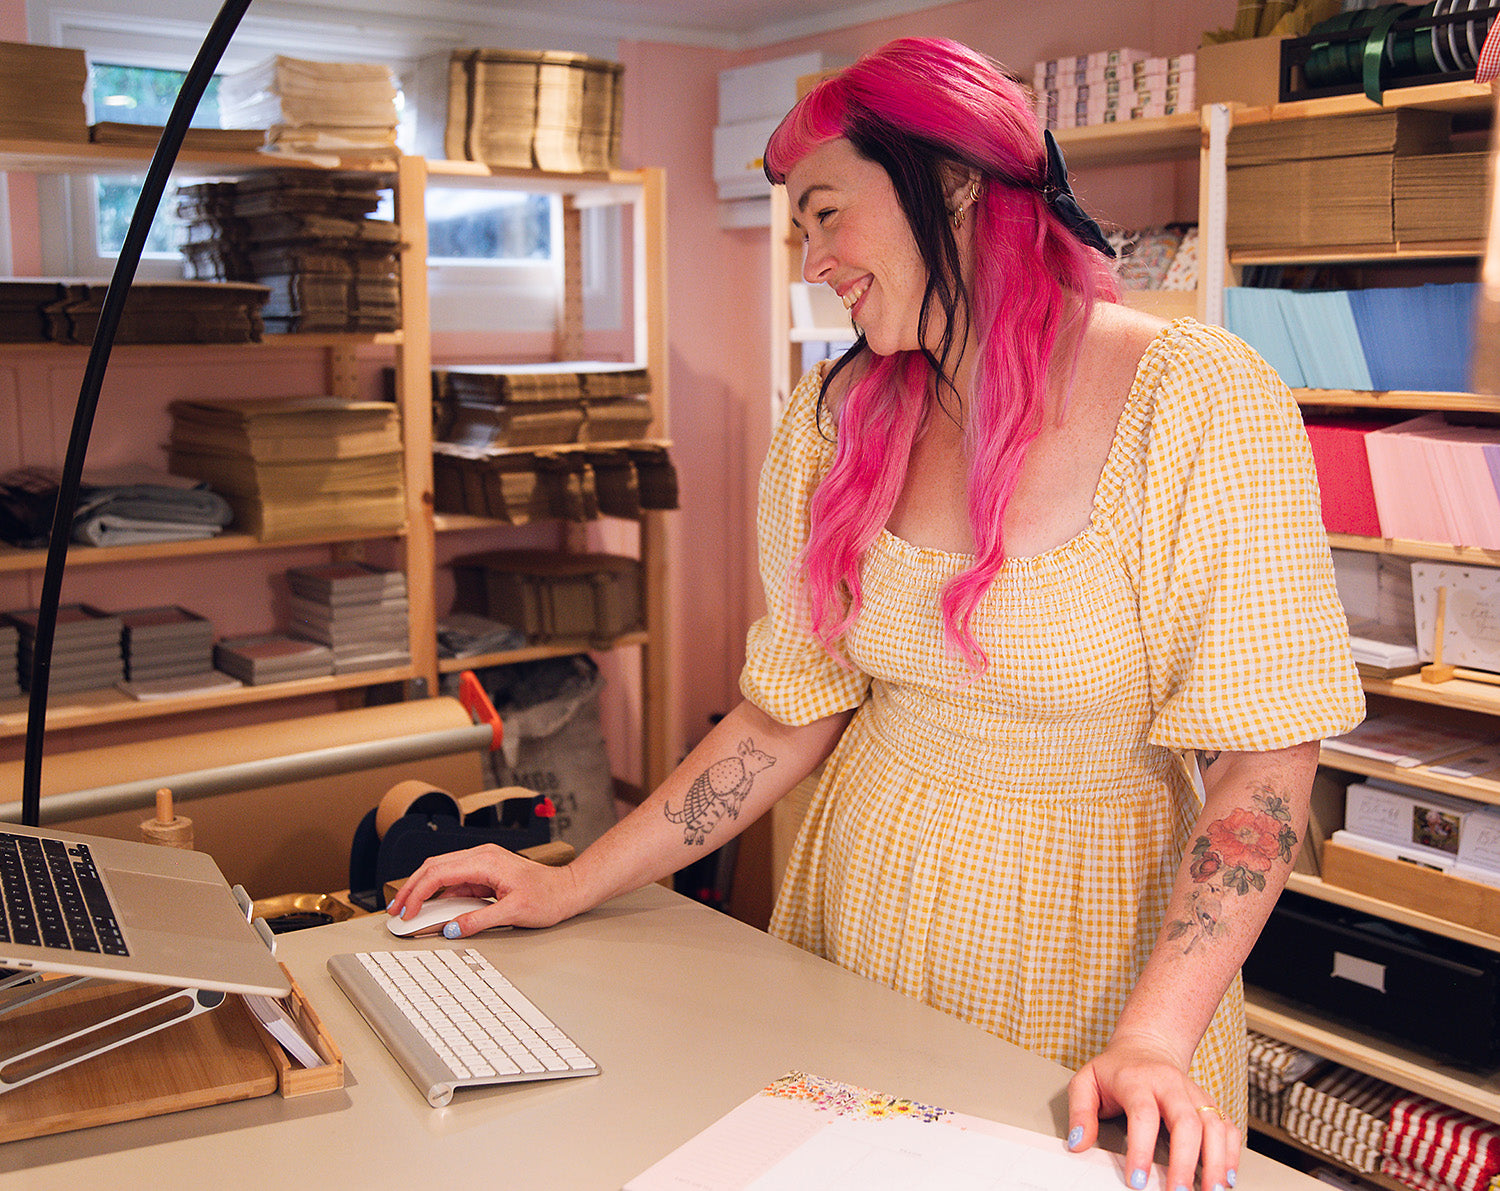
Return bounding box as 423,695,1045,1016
385,894,497,938
386,843,585,936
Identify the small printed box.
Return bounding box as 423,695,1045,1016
1344,780,1486,861
1458,806,1500,876
1088,47,1149,71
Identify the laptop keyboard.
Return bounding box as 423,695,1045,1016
0,833,128,955
328,947,598,1107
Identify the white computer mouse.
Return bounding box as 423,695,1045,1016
386,895,496,938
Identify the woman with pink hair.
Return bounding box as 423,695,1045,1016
393,37,1363,1190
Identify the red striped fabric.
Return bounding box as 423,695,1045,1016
1382,1094,1500,1191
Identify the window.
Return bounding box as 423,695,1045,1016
424,185,563,334
30,13,623,337
427,189,551,262
66,62,579,332
90,62,223,258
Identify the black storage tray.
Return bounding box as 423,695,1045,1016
1244,890,1500,1071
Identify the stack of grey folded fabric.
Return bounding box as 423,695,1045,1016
72,472,233,546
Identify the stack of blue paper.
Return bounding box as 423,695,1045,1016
1223,283,1479,393
1347,284,1477,393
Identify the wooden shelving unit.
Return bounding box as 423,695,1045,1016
1051,110,1203,166
1318,745,1500,809
0,145,430,745
1297,387,1500,412
0,528,404,574
435,631,650,676
1205,76,1500,1135
420,157,673,792
0,666,413,738
1246,987,1500,1123
0,143,675,792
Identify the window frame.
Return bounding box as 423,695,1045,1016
23,2,625,336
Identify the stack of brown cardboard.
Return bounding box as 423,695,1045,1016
47,280,270,344
0,279,74,342
89,122,266,152
176,173,399,333
0,621,17,699
166,395,405,541
437,363,654,450
580,366,653,442
115,605,216,682
1394,150,1489,241
0,277,270,345
450,550,642,648
284,563,411,675
5,605,123,695
1227,108,1453,248
0,41,87,142
444,50,622,172
213,632,333,684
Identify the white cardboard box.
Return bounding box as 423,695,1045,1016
719,52,848,123
1330,828,1456,871
1344,779,1487,862
1458,805,1500,875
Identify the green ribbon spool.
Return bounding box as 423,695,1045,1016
1362,3,1411,104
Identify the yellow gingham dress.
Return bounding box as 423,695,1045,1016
742,319,1365,1126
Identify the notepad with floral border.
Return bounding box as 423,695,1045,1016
625,1071,1168,1191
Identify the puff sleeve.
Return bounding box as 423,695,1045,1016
740,365,872,725
1125,323,1365,752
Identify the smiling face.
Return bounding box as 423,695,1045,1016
785,136,938,358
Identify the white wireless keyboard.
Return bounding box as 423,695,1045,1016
328,947,599,1107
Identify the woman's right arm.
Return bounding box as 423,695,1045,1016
386,697,852,935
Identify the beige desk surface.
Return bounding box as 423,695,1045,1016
3,884,1324,1190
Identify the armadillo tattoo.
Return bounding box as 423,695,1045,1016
663,738,776,846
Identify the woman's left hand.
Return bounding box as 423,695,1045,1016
1065,1034,1240,1191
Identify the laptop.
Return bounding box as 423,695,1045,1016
0,820,290,998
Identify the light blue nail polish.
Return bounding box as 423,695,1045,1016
1227,1171,1238,1188
1175,1184,1191,1191
1129,1169,1148,1190
1067,1126,1083,1149
1213,1183,1225,1191
443,921,462,939
396,906,407,919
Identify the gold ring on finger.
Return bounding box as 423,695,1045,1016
1196,1105,1223,1119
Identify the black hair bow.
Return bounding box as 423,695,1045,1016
1042,130,1116,258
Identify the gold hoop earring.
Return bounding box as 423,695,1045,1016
949,180,982,230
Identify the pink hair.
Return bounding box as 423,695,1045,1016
764,37,1119,674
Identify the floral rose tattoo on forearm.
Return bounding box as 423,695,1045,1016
1167,789,1299,953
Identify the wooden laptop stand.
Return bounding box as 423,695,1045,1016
0,883,274,1097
